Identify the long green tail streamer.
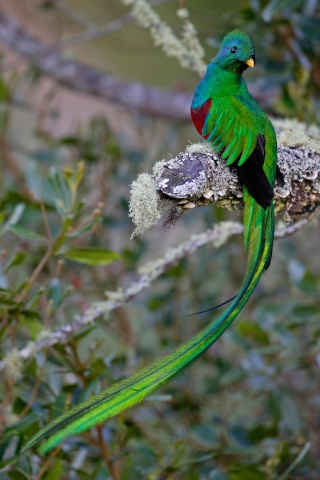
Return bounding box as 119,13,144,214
23,201,273,454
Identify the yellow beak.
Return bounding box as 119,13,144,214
245,58,255,68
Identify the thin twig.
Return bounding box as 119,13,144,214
96,424,120,480
0,222,241,372
0,213,316,373
34,445,62,480
40,198,53,241
0,9,191,120
56,0,96,29
18,363,47,419
278,442,312,480
52,0,172,52
17,244,53,303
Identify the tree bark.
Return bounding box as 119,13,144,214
155,144,320,222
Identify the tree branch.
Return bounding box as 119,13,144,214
50,0,172,51
0,221,242,373
0,10,276,118
154,143,320,222
0,10,191,120
0,213,313,373
1,119,319,372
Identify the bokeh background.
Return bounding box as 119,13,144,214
0,1,320,479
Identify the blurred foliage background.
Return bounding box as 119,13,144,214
0,0,320,479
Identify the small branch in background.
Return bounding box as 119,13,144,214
96,425,120,480
0,10,279,117
55,0,96,29
0,211,315,373
121,0,206,75
43,0,173,52
278,442,312,480
177,1,205,70
0,10,191,120
1,126,319,373
0,221,243,372
34,445,62,480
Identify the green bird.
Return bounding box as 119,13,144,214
24,30,282,454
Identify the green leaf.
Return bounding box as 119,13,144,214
0,77,11,101
262,0,303,22
68,217,101,238
229,467,265,480
8,225,46,242
0,203,25,237
19,313,42,338
6,411,40,437
48,168,71,214
4,251,27,273
0,210,7,227
301,18,320,42
8,469,29,480
61,247,120,266
0,290,17,306
237,320,269,345
43,458,63,480
291,303,320,322
48,278,63,310
279,395,302,436
191,424,218,446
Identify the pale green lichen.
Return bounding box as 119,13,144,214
138,221,242,277
138,243,190,278
177,7,206,75
272,118,320,153
186,142,216,155
25,340,37,359
177,7,189,20
37,328,52,341
125,281,145,297
104,288,124,302
121,0,205,75
152,160,166,179
132,121,320,237
211,221,242,248
81,302,111,325
129,173,163,238
4,348,23,384
138,257,166,276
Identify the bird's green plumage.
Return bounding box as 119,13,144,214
23,30,278,455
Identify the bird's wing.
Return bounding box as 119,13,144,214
201,95,273,209
202,94,262,165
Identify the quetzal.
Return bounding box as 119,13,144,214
24,30,282,454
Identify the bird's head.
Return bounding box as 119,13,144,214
214,30,255,74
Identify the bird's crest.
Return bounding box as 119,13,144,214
221,29,255,55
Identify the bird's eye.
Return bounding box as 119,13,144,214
230,46,237,54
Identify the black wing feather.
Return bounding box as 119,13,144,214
236,134,273,210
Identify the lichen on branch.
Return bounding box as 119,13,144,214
121,0,206,75
129,120,320,236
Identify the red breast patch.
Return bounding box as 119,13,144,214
190,97,212,139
